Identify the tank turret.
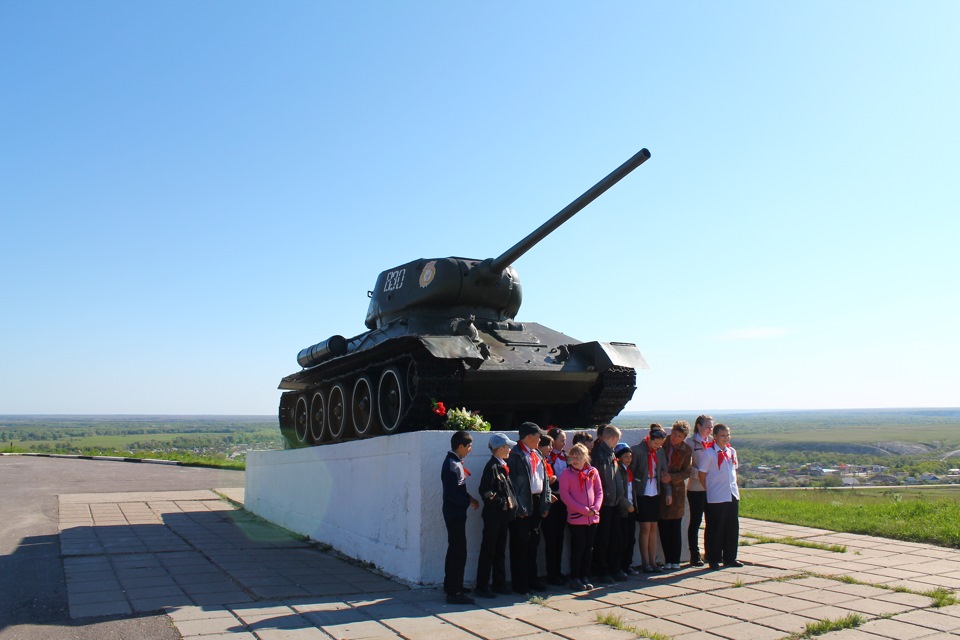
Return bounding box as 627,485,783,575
278,149,651,447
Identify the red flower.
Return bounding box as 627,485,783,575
432,400,447,416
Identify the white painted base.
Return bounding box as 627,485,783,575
245,428,697,586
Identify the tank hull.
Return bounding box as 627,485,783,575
277,322,646,448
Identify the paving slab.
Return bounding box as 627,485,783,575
47,487,960,640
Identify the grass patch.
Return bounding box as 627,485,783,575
804,571,958,608
800,614,865,637
732,578,744,587
595,613,673,640
923,587,958,608
741,488,960,548
741,532,846,553
528,595,548,606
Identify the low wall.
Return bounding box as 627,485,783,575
245,428,691,586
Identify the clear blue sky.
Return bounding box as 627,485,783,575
2,2,957,414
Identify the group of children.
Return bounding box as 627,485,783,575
440,417,741,605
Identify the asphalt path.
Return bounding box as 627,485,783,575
0,455,244,640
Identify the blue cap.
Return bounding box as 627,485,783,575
614,442,631,457
489,432,517,451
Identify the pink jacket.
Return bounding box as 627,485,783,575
559,464,603,525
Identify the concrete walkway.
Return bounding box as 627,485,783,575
58,490,960,640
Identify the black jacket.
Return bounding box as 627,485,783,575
508,444,551,517
441,450,472,518
479,456,518,521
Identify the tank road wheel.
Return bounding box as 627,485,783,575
294,396,310,446
328,383,349,442
309,389,326,444
351,376,376,437
377,366,405,434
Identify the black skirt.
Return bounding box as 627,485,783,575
636,494,660,523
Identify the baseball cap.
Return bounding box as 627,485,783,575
488,432,517,451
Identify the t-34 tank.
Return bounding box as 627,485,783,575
278,148,652,447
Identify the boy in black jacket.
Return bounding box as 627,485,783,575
474,432,518,598
441,430,479,604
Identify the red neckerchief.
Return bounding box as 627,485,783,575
704,439,716,449
520,442,538,474
718,447,735,469
550,448,566,464
575,465,589,490
627,467,635,483
463,465,471,476
543,459,555,479
644,436,657,479
500,459,510,474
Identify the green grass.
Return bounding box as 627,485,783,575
803,572,958,608
595,613,673,640
741,532,847,553
799,614,865,637
741,488,960,548
924,587,958,608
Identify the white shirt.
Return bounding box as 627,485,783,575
521,444,544,494
687,432,713,492
643,476,659,497
698,445,740,503
550,449,568,475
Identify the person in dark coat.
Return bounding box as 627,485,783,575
542,427,568,585
590,424,630,583
508,421,551,595
474,432,518,598
441,430,479,604
631,428,671,572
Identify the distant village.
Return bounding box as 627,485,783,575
739,463,960,488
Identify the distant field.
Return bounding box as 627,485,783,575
741,486,960,547
0,416,283,464
616,409,960,452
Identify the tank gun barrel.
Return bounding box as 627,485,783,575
488,147,651,274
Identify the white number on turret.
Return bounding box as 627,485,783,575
384,268,406,292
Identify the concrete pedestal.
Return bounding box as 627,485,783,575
245,428,697,586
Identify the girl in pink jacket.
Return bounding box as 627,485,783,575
559,443,604,590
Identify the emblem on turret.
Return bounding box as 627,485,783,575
419,261,437,288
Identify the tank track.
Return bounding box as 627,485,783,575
586,366,637,424
280,342,466,447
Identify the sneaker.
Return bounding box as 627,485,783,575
623,567,637,576
568,579,586,590
583,582,594,590
724,560,745,568
446,593,475,605
474,587,496,599
709,563,721,570
690,558,705,567
613,571,628,581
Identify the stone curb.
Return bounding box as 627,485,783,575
1,452,183,465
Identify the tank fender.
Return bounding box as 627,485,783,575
568,341,649,372
418,335,485,367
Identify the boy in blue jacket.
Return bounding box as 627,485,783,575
442,430,480,604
